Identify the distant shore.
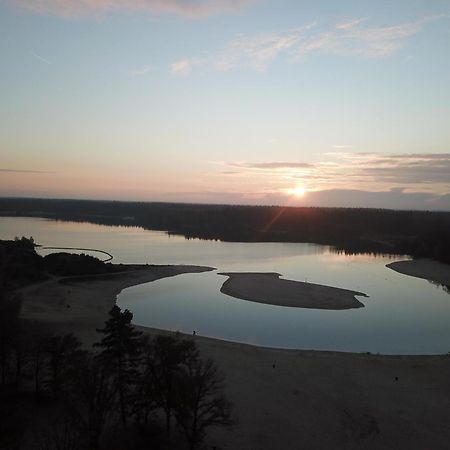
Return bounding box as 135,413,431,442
218,272,367,310
386,258,450,286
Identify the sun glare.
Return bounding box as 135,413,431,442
288,186,306,197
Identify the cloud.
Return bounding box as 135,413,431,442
336,18,365,30
332,144,354,149
0,168,52,174
216,30,301,71
293,16,441,60
332,152,450,184
13,0,254,18
127,64,151,77
181,15,445,73
225,152,450,195
170,58,202,76
229,161,315,170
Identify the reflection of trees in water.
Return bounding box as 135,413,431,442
2,197,450,264
427,280,450,296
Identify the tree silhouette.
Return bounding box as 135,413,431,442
43,333,83,398
94,305,143,429
150,334,198,447
0,292,22,386
65,353,116,450
175,357,233,450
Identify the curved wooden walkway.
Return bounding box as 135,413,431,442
40,246,114,262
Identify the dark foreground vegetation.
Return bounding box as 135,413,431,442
0,236,131,290
0,299,233,450
1,197,450,263
0,238,233,449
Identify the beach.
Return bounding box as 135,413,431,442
16,262,450,450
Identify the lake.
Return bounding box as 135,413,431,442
1,216,449,354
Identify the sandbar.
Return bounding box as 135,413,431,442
218,272,368,310
387,259,450,286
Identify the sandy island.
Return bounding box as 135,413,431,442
219,272,368,310
387,258,450,286
16,263,450,449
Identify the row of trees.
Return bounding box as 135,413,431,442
2,197,450,262
0,298,233,450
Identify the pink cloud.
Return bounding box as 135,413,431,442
13,0,254,18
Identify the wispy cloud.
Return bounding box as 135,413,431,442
230,161,314,170
225,152,450,194
14,0,254,18
336,18,365,30
294,15,442,59
0,168,52,174
332,144,354,149
126,64,151,77
29,50,52,65
178,15,445,74
170,58,203,76
216,30,302,71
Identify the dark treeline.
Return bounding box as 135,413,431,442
1,197,450,263
0,302,233,450
0,238,233,449
0,237,130,285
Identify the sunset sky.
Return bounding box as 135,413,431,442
1,0,450,210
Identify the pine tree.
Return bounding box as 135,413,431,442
94,305,143,429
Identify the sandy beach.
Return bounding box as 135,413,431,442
18,264,214,335
16,262,450,450
219,272,367,309
387,258,450,286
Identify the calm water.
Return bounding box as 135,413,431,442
2,216,449,354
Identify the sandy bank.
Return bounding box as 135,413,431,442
14,264,450,449
387,259,450,286
18,264,214,330
218,272,368,310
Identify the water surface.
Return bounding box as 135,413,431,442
1,216,449,354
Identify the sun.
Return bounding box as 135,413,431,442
288,186,306,197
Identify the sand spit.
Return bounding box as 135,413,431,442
218,272,368,310
387,259,450,286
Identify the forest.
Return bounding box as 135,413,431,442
1,197,450,263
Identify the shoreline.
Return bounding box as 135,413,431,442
15,261,450,449
17,260,448,354
386,258,450,286
18,264,214,333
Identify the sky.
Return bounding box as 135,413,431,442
1,0,450,210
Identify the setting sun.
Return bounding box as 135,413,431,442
288,186,307,197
